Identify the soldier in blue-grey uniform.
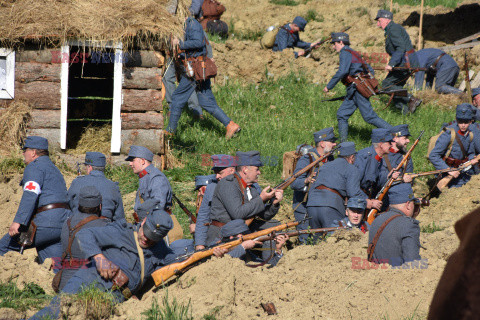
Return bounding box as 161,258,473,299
414,48,462,94
168,12,240,139
189,174,216,235
331,197,368,234
469,88,480,156
368,183,422,267
307,142,369,236
429,104,478,188
206,151,283,244
375,9,422,114
194,154,236,250
290,128,337,244
0,136,70,263
272,16,313,58
67,152,124,221
56,186,109,292
473,88,480,116
324,32,392,142
29,206,178,320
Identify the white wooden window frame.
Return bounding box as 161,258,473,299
60,41,123,152
0,48,15,99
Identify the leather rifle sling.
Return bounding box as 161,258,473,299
367,214,402,262
133,231,145,288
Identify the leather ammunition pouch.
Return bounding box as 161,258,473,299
187,55,217,82
112,269,132,299
444,157,468,168
342,73,379,99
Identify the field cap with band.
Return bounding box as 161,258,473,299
84,152,106,167
125,145,154,162
236,151,263,167
78,186,102,208
22,136,48,150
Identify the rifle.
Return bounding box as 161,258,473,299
373,67,428,72
302,26,351,56
435,153,480,191
76,162,81,176
321,89,408,102
366,130,424,224
402,166,471,180
464,50,473,104
252,225,352,242
151,221,299,286
172,193,197,224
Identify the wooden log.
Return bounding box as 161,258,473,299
15,81,61,109
121,111,163,130
121,129,164,154
124,51,165,68
25,128,61,151
439,42,480,52
459,70,475,91
16,49,56,63
15,62,61,83
454,32,480,45
123,67,163,89
28,110,61,129
122,89,163,112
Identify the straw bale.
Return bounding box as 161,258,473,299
0,100,31,155
67,124,112,155
416,89,467,109
0,0,183,49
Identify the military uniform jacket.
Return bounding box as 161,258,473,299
384,21,416,67
67,170,124,221
307,157,366,211
14,156,69,228
76,219,177,294
209,173,279,224
379,149,414,188
368,208,421,266
354,146,385,197
272,24,311,57
290,148,333,214
326,46,375,91
180,17,207,59
414,48,458,89
429,123,475,171
134,164,172,213
194,181,217,247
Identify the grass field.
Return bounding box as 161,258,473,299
391,0,461,9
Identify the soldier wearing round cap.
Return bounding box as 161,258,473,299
368,183,422,266
195,154,236,250
0,136,70,263
207,151,283,244
324,32,392,142
429,104,478,188
375,9,422,114
272,16,314,58
290,128,337,243
56,186,109,292
307,142,369,236
67,152,124,221
331,197,368,234
473,88,480,111
190,174,216,235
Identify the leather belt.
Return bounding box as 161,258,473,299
36,203,70,214
315,185,344,199
205,220,226,228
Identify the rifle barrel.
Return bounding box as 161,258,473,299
172,193,197,223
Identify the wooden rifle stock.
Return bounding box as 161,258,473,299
152,221,299,286
366,130,424,224
435,153,480,191
172,193,197,224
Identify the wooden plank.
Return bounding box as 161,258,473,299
28,110,61,129
15,81,61,109
471,73,480,89
454,32,480,45
123,67,163,89
122,89,163,112
16,50,56,63
120,129,165,154
439,42,480,52
459,70,475,91
121,111,163,129
15,62,61,83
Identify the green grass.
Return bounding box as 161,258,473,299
269,0,298,6
142,292,193,320
421,221,445,233
0,156,25,176
388,0,461,8
69,284,116,320
105,164,139,195
305,10,324,23
0,280,51,312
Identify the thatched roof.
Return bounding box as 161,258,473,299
0,0,187,49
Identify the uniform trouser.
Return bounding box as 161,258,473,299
0,226,62,264
166,73,231,133
163,58,203,116
307,206,344,241
337,89,392,141
435,66,462,94
293,208,309,244
382,70,412,114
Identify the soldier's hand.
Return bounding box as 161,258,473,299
212,247,228,258
403,174,413,183
189,223,196,234
274,234,289,251
8,222,21,237
471,157,479,165
367,199,382,210
242,240,261,250
323,87,329,93
448,170,460,178
305,176,315,185
297,50,305,57
272,189,284,205
385,65,393,72
94,254,119,280
390,171,400,180
195,245,205,251
260,186,275,202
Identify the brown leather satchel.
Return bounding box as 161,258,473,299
112,269,129,289
342,48,379,99
188,56,217,81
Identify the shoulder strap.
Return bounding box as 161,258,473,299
444,127,456,159
344,48,370,73
233,173,245,205
367,214,403,262
382,155,393,172
133,231,145,288
65,215,105,265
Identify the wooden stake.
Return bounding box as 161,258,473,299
390,0,393,12
417,0,424,49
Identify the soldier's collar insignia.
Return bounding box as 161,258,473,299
138,169,148,178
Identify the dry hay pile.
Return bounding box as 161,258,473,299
0,100,31,156
0,0,183,49
66,124,112,156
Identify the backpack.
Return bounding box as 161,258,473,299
281,145,314,179
206,20,228,38
260,26,280,49
427,127,473,159
201,0,226,18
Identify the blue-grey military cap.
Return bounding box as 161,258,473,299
389,183,416,205
84,152,106,167
375,9,393,20
136,199,160,221
292,16,307,31
472,87,480,98
456,103,474,120
314,127,337,144
236,151,263,167
125,145,154,162
371,128,393,143
22,136,48,150
338,141,356,156
78,186,102,208
143,209,173,242
331,32,350,44
390,124,410,137
211,154,237,170
195,174,216,191
347,197,367,210
221,219,250,238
